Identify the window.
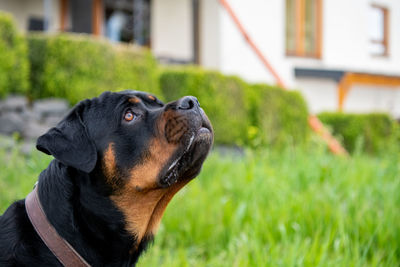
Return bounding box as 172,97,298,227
286,0,322,58
369,5,389,56
104,0,151,45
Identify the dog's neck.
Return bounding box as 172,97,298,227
37,160,152,266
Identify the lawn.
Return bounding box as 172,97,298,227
0,145,399,266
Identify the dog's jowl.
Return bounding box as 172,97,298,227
0,91,213,266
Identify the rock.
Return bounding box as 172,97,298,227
0,112,26,135
23,121,50,140
44,114,64,127
0,95,28,113
33,99,69,121
0,95,70,143
21,108,42,122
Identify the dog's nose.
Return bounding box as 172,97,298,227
177,96,200,110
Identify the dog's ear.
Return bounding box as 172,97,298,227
36,103,98,173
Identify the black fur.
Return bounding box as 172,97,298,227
0,91,213,266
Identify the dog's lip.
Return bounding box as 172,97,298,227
198,127,211,135
167,135,195,172
160,113,213,187
161,127,212,187
199,115,213,134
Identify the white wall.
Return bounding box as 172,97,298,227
217,0,400,83
344,85,400,117
323,0,400,74
151,0,193,61
295,78,338,113
215,0,400,116
219,0,288,85
0,0,60,32
200,0,221,69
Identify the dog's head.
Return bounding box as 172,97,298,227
36,90,213,242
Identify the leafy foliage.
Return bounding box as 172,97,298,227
160,67,310,147
0,12,29,98
160,67,250,145
318,112,400,154
27,33,160,104
247,84,310,148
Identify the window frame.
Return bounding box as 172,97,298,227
285,0,323,59
370,4,389,57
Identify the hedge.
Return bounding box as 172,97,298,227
160,67,310,147
0,12,29,98
27,33,160,103
247,84,310,147
318,112,400,154
160,67,249,145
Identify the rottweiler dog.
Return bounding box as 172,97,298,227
0,90,213,266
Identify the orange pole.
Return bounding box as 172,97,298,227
308,115,348,155
92,0,103,36
218,0,287,89
218,0,348,156
60,0,68,31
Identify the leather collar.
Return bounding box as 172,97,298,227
25,184,91,267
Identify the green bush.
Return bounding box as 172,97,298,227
160,67,310,147
160,67,249,145
27,33,159,104
27,33,49,100
0,12,29,98
318,112,400,154
247,84,310,147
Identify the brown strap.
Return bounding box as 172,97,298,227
25,186,91,267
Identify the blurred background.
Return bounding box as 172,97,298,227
0,0,399,266
1,0,400,115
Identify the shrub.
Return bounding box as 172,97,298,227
0,12,29,98
27,33,159,104
27,33,47,100
318,112,400,154
247,84,310,147
160,67,310,147
160,67,250,145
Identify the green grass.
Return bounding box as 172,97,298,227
1,145,399,266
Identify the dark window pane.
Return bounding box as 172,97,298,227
70,0,93,34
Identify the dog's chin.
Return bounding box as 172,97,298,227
159,126,213,188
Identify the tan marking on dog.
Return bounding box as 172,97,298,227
163,113,189,144
103,143,118,188
128,139,177,189
129,97,141,104
111,138,179,243
112,188,167,243
148,95,155,101
145,179,191,236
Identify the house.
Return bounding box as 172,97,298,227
1,0,400,117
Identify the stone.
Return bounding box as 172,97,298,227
0,95,28,113
44,114,64,127
23,121,50,140
0,112,26,135
0,96,71,144
33,99,69,121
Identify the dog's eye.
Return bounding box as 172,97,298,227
124,111,137,122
